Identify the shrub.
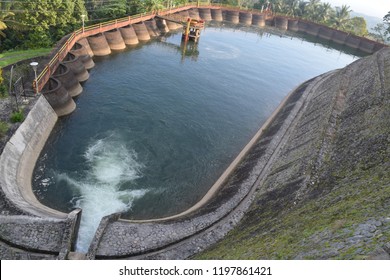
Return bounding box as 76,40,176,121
10,110,24,123
0,121,9,137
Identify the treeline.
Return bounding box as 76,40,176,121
241,0,390,42
0,0,187,51
0,0,389,52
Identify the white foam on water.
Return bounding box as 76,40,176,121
203,41,241,59
56,134,147,252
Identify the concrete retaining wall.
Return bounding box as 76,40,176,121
318,26,334,40
0,96,64,217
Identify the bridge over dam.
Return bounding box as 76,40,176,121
0,5,389,259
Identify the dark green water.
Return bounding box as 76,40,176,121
33,24,362,251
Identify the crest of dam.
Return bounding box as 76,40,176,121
0,5,388,260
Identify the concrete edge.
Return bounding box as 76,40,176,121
0,96,67,219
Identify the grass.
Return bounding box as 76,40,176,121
0,48,51,67
196,166,390,259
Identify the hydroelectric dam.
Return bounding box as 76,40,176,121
0,4,389,260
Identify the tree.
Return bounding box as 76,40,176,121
331,4,352,30
384,11,390,34
144,0,165,12
345,16,368,37
285,0,304,18
316,2,334,24
369,23,387,42
88,0,127,21
10,0,88,49
304,0,321,21
370,11,390,43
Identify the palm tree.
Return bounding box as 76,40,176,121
331,4,352,30
304,0,321,21
285,0,304,18
317,2,333,24
0,11,14,38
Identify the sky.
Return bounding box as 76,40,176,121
324,0,390,18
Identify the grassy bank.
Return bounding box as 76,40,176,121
0,48,51,68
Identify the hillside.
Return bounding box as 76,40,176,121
195,47,390,260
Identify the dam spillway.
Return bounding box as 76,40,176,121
0,5,387,260
32,24,361,253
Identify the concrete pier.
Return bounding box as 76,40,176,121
120,25,140,45
252,14,266,27
42,77,76,117
62,53,89,82
87,33,112,56
239,12,252,25
199,8,212,21
145,19,161,37
76,38,94,57
189,8,200,19
133,22,151,41
224,10,240,24
211,9,223,21
104,29,126,50
53,63,83,97
70,42,95,69
274,16,288,30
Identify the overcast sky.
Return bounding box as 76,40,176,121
323,0,389,18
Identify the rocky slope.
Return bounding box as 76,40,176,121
196,47,390,260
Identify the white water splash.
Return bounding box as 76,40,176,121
56,134,147,252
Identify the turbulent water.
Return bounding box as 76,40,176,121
33,24,363,252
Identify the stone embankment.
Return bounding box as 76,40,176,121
195,47,390,260
0,6,388,259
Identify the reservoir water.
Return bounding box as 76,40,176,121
33,23,363,251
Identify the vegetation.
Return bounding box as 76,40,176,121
370,11,390,43
0,0,384,53
0,48,51,68
0,120,8,137
10,110,24,123
0,67,6,97
252,0,368,36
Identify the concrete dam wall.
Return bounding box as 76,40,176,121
0,5,388,259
